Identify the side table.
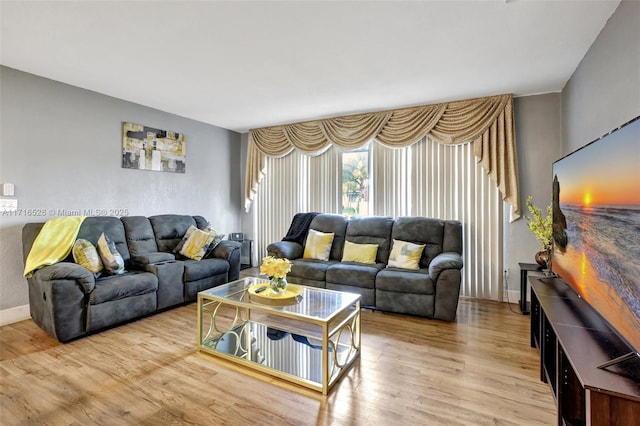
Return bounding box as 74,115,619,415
518,262,541,315
239,239,253,270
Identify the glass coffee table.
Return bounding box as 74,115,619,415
197,277,361,395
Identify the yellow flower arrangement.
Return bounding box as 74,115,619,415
525,196,553,252
260,256,292,279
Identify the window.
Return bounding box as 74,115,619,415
341,147,370,216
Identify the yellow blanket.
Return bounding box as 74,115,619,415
23,216,86,277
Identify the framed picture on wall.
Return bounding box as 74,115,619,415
122,122,186,173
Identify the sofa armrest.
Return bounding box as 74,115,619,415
210,241,242,281
27,263,97,341
434,269,463,321
267,241,303,260
130,252,176,267
32,262,96,294
428,252,463,281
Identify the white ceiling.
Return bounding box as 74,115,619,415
0,1,620,133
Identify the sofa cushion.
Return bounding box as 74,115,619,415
121,216,158,257
303,229,334,261
183,258,229,282
326,262,384,289
341,241,378,264
344,216,393,264
387,239,425,270
149,214,197,252
75,217,131,262
130,252,175,265
289,259,339,282
193,215,210,230
89,271,158,305
376,268,435,295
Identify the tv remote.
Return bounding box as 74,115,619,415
254,285,267,293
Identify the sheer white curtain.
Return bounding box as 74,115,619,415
407,138,503,300
371,142,410,217
308,146,340,213
254,148,340,266
254,138,503,301
254,150,307,266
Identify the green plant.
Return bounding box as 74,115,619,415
525,196,553,252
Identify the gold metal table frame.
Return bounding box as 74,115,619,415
197,277,361,395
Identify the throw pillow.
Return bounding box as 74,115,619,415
387,239,426,270
341,241,378,264
201,223,225,256
97,233,125,274
175,224,225,260
303,229,335,261
174,224,197,254
72,239,103,276
178,225,216,261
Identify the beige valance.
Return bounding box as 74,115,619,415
245,93,520,221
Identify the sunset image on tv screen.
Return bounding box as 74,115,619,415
552,118,640,353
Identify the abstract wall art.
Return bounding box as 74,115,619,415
122,122,186,173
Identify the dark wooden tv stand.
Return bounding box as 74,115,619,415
530,277,640,425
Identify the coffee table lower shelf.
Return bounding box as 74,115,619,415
198,319,359,394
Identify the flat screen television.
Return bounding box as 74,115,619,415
552,115,640,369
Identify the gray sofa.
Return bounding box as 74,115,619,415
22,214,241,342
267,214,463,321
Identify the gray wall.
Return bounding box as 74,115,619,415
562,0,640,154
0,66,242,312
503,93,562,300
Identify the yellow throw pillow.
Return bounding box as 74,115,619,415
72,239,103,275
174,225,197,254
341,241,378,264
179,225,215,261
303,229,335,261
387,239,426,270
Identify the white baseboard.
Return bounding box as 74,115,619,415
0,304,30,326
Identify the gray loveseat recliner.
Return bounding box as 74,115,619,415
267,214,463,321
22,214,241,342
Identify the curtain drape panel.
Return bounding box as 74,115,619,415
246,93,520,221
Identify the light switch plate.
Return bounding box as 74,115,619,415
1,183,15,196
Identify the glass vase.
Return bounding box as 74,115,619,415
269,276,287,294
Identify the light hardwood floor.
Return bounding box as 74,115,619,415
1,274,556,425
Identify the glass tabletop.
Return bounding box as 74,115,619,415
199,277,361,322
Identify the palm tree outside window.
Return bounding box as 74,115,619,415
341,145,370,217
